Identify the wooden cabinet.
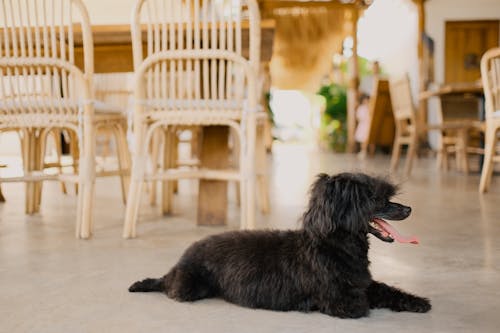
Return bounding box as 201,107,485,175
445,20,499,84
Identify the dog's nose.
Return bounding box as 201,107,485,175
404,206,412,215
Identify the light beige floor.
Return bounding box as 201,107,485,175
1,143,499,333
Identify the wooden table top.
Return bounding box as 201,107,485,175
419,81,483,101
84,20,276,62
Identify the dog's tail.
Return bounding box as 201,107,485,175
128,277,165,293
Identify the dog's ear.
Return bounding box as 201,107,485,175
303,173,374,240
302,174,336,240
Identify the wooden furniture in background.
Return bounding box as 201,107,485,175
122,0,263,238
72,14,274,229
388,75,474,176
389,76,418,176
75,21,276,74
0,0,130,238
420,82,485,173
479,47,500,193
362,79,395,156
445,20,499,84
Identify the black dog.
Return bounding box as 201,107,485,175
129,172,431,318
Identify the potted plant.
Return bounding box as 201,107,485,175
317,83,348,152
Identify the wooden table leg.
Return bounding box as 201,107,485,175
33,129,47,213
23,129,35,214
197,126,229,226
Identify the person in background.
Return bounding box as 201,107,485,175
355,93,371,157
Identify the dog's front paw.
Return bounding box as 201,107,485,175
403,296,431,313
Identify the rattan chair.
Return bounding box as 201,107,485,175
389,75,419,176
123,0,262,238
0,0,129,238
389,75,478,176
479,47,500,193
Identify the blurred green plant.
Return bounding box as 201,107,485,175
317,83,347,152
340,56,382,77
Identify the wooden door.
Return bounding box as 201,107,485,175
445,20,499,84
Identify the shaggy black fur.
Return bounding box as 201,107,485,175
129,172,431,318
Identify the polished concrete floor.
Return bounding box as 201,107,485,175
1,143,499,332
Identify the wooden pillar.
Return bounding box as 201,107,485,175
347,5,360,153
414,0,428,142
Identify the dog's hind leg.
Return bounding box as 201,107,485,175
367,281,431,313
129,277,166,292
164,265,217,302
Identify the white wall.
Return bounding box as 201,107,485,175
358,0,500,95
426,0,500,85
83,0,137,25
358,0,420,99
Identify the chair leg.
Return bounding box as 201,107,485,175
436,148,443,170
232,128,242,207
149,129,162,206
237,126,246,229
33,128,50,213
50,130,68,195
69,130,80,195
256,174,269,214
123,125,147,239
22,129,35,214
77,161,95,239
113,123,131,204
456,128,470,173
239,176,247,230
75,180,85,238
78,165,95,239
78,123,96,239
404,133,417,177
77,153,95,239
171,128,179,194
246,170,256,230
123,157,146,238
443,148,449,170
440,144,451,171
390,137,401,173
436,133,445,171
479,126,497,193
161,128,175,215
22,129,45,214
245,113,257,230
256,123,270,214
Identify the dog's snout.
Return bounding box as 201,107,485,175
379,202,412,220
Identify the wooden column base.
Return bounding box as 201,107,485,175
197,126,229,226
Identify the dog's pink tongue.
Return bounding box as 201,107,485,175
374,218,419,244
